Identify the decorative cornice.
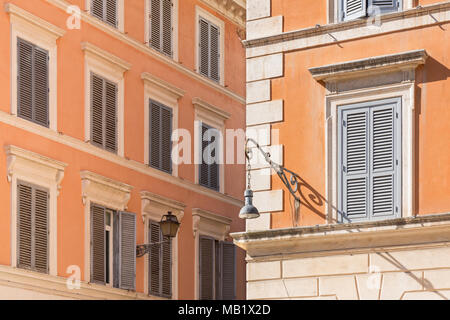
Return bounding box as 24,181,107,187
309,50,428,81
231,213,450,258
4,145,67,193
243,2,450,49
192,208,232,240
80,170,133,211
199,0,246,28
140,191,186,223
141,72,185,100
4,3,66,39
81,42,132,73
193,97,231,121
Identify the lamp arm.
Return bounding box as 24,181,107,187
136,240,170,258
245,138,301,202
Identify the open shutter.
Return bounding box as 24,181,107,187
342,0,366,21
104,80,118,153
221,242,236,300
91,0,104,20
149,221,161,295
199,18,210,78
341,108,370,222
369,0,400,14
17,39,33,122
91,74,104,147
34,187,49,273
209,24,220,82
91,205,105,284
162,0,173,56
17,183,33,270
33,47,49,127
119,211,136,290
105,0,118,27
199,236,214,300
370,101,401,219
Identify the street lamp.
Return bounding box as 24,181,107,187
136,211,180,257
239,138,301,220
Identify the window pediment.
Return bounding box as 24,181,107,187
140,191,185,223
192,208,232,240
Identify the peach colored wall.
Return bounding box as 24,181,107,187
268,9,450,229
0,0,246,299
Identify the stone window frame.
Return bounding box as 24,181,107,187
5,145,67,277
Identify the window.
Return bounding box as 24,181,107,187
149,0,173,57
148,221,172,298
90,204,136,290
199,122,220,191
17,38,49,128
198,17,220,82
90,73,118,153
338,97,402,222
91,0,118,27
199,236,235,300
17,181,49,274
149,101,173,174
340,0,402,21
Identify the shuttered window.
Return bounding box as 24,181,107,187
199,236,236,300
338,97,402,223
91,0,118,27
17,181,49,274
199,123,220,191
90,73,118,153
149,101,173,173
91,204,136,290
149,0,173,57
148,221,172,298
341,0,401,21
198,17,220,82
17,38,49,128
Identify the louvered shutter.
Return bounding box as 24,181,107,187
91,204,105,284
370,102,401,219
342,0,366,21
149,221,161,295
199,124,210,188
149,101,173,173
17,38,49,127
17,182,49,274
104,80,118,153
221,242,236,300
209,24,220,82
369,0,400,14
162,0,173,56
150,0,172,56
341,108,370,221
199,18,210,78
198,18,220,82
161,233,172,297
91,74,104,147
91,0,104,20
150,0,161,50
215,240,222,300
200,123,220,191
199,236,214,300
119,211,136,290
105,0,118,27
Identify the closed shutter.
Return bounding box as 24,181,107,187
17,38,49,127
369,0,401,14
149,101,173,173
209,24,220,82
150,0,161,50
221,242,236,300
91,0,104,20
200,123,220,191
149,0,172,56
339,98,401,222
199,236,214,300
91,204,105,284
92,0,118,27
162,0,172,56
119,211,136,290
342,0,366,21
148,221,172,297
198,18,220,82
17,182,49,274
199,18,210,78
90,73,118,153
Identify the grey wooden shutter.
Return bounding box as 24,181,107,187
105,0,118,27
91,73,118,153
91,204,105,284
209,24,220,82
342,0,366,21
17,38,49,128
199,18,210,78
92,0,104,20
17,182,49,274
150,0,161,50
150,0,172,57
119,211,136,290
148,221,172,297
150,101,173,173
161,233,172,297
215,240,222,300
221,242,236,300
162,0,172,56
200,123,220,191
369,0,401,14
370,102,401,219
199,236,214,300
198,18,220,82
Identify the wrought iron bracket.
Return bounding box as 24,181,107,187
136,241,169,258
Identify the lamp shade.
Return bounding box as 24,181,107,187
160,212,180,238
239,189,260,219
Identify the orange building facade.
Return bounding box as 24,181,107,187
232,0,450,299
0,0,247,299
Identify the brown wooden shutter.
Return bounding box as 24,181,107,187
199,236,214,300
91,204,105,284
17,182,49,274
119,211,136,290
221,242,236,300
